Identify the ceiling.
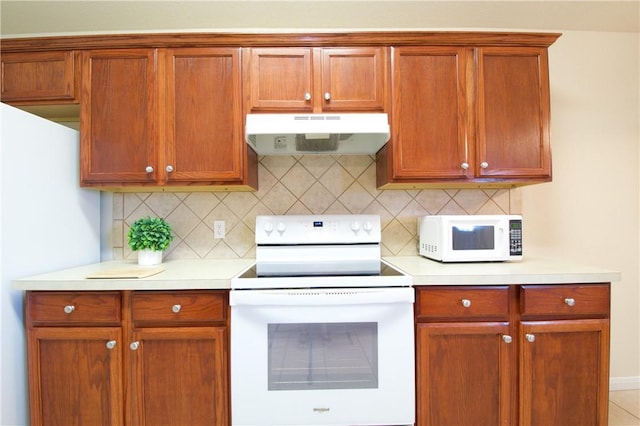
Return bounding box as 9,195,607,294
1,0,638,38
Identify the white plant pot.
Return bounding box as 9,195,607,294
137,249,163,266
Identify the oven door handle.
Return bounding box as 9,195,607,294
229,287,414,306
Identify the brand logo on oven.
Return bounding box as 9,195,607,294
313,407,330,413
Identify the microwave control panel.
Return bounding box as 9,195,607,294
509,219,523,256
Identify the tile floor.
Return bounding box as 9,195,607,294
610,389,640,425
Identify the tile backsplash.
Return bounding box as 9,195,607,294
112,155,513,260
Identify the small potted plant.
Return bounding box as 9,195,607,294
127,216,174,266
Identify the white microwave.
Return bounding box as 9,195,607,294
419,215,523,262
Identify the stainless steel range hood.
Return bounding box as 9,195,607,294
245,113,390,155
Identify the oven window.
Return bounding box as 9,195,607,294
452,225,495,250
267,322,378,391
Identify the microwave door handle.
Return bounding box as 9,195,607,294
497,226,509,255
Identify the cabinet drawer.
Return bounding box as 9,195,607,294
131,291,227,325
1,51,78,103
520,284,610,318
415,286,509,321
27,291,121,325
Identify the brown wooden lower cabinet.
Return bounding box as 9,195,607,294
415,283,610,426
416,321,514,425
25,283,610,426
519,320,610,425
27,326,124,426
25,290,230,426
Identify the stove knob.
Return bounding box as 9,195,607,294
351,222,361,233
363,221,373,233
264,223,274,234
276,222,286,234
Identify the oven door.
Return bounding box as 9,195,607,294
230,287,415,426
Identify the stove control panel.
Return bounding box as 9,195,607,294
256,214,381,245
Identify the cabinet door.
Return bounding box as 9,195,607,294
320,47,387,112
245,47,313,112
27,327,123,426
1,51,78,103
416,322,514,426
128,327,229,426
477,47,551,179
80,49,158,185
387,46,471,181
164,48,244,183
520,319,610,426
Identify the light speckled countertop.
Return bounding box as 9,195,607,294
384,256,621,285
13,256,620,291
13,259,255,291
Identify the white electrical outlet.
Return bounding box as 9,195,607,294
213,220,225,239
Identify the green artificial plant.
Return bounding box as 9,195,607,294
127,216,174,252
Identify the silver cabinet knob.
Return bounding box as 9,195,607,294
564,298,576,307
461,299,471,308
304,92,312,101
166,165,174,173
502,335,513,344
480,161,489,169
525,333,536,343
324,92,331,101
63,305,75,314
130,341,140,351
145,166,154,173
171,304,182,313
461,162,469,170
106,340,117,350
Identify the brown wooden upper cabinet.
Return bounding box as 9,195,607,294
164,48,248,185
476,47,551,180
80,47,256,189
1,51,79,104
1,32,558,190
80,49,159,186
243,47,388,113
380,46,471,183
377,45,552,188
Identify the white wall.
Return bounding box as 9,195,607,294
520,30,640,386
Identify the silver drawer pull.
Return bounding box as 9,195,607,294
526,333,536,343
171,304,182,313
63,305,75,314
564,298,576,307
502,335,512,344
106,340,117,350
130,341,140,351
461,299,471,308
